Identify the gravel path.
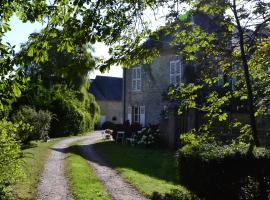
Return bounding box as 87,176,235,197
37,136,86,200
79,131,149,200
37,132,148,200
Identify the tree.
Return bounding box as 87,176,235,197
14,37,100,137
164,0,270,147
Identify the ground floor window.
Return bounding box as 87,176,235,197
132,106,140,123
128,105,145,126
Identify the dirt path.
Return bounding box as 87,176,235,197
37,132,148,200
36,136,86,200
79,132,149,200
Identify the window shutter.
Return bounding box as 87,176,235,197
128,106,132,123
139,106,145,126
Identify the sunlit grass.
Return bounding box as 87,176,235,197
65,144,109,200
12,139,61,200
94,140,189,197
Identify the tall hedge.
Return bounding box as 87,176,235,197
33,85,100,137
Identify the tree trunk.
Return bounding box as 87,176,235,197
232,0,260,146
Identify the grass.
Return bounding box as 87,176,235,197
93,140,188,197
12,138,61,200
65,143,110,200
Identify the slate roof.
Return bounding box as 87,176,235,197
143,12,220,50
89,76,122,101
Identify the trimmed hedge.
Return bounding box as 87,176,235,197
178,143,270,200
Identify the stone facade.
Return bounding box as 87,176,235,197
123,51,184,125
98,100,123,125
123,13,220,148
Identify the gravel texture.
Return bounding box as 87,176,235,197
37,132,148,200
37,137,85,200
79,132,149,200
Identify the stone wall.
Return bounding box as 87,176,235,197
124,51,185,125
98,100,123,125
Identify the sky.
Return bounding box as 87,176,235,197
4,7,170,79
4,16,123,79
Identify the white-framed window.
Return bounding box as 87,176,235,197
132,106,140,123
127,105,145,126
170,59,182,85
132,66,142,91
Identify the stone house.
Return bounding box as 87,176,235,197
89,76,123,127
122,13,222,148
123,13,270,148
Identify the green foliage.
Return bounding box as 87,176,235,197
66,144,110,200
178,141,270,200
94,140,182,196
0,120,23,199
166,1,270,146
19,39,96,91
12,106,53,143
12,139,62,200
151,189,200,200
24,85,100,137
135,125,161,148
15,38,100,137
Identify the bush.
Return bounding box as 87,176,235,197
178,142,270,200
13,106,53,144
25,85,100,137
102,121,115,130
151,189,200,200
0,120,23,199
135,124,160,147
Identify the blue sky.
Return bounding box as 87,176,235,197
4,15,123,78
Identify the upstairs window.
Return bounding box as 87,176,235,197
170,59,182,85
132,66,142,91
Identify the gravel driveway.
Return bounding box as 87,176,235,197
79,132,149,200
37,136,85,200
36,132,148,200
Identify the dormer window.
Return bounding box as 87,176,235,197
170,59,182,85
132,66,142,91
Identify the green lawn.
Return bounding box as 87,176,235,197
65,144,110,200
93,140,188,197
12,139,61,200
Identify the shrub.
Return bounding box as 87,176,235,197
178,142,270,200
0,119,23,199
135,124,161,147
102,121,115,130
13,106,53,143
151,189,200,200
26,85,100,137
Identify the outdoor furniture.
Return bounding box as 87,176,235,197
125,130,141,144
125,132,136,144
116,131,125,144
